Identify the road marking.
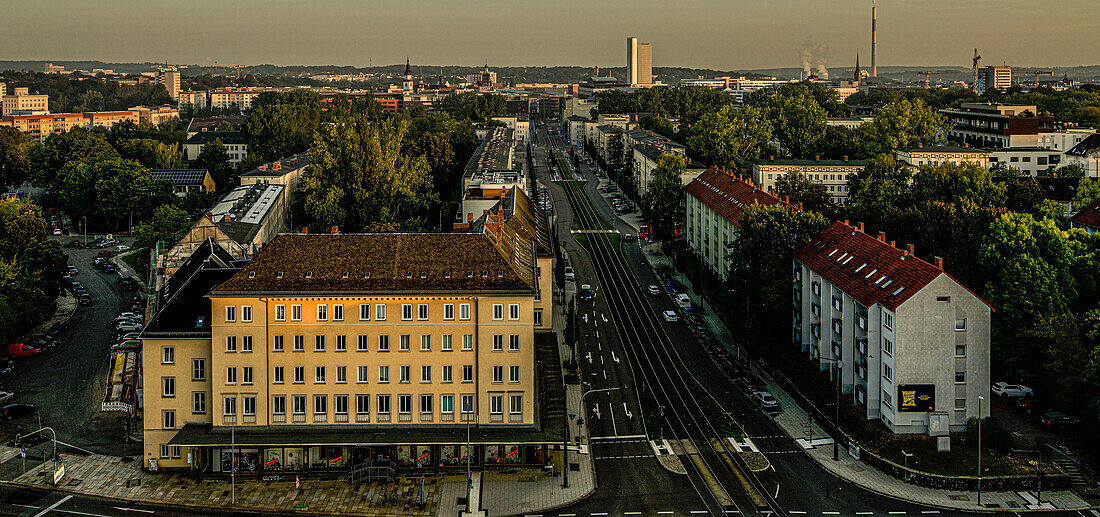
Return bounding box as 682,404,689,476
789,512,807,515
658,512,674,515
592,513,608,516
921,512,940,514
856,513,874,515
113,509,156,514
823,512,840,515
691,511,709,514
623,402,633,419
560,514,575,516
591,434,648,440
56,510,116,517
624,512,641,515
889,512,907,515
33,495,73,517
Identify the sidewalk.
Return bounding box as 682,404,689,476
631,240,1092,512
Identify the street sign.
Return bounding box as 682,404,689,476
53,464,65,485
19,447,25,458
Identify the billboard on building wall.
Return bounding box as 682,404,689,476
897,384,936,412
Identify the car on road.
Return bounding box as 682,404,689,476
52,227,62,235
648,285,660,295
992,382,1034,398
1,403,35,419
78,293,90,305
736,375,762,393
8,343,42,357
67,265,78,275
662,310,679,322
564,267,575,281
623,233,635,242
578,284,594,301
1039,411,1079,428
753,391,780,412
115,245,130,253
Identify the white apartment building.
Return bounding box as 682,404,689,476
793,221,991,435
894,146,990,169
491,117,529,143
752,158,865,203
633,145,704,197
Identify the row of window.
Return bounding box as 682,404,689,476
164,363,522,391
227,333,521,354
226,302,524,324
161,392,523,428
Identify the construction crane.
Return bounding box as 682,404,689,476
914,70,956,89
971,49,981,92
1014,69,1054,88
213,62,246,79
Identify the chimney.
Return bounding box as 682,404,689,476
330,226,339,234
786,196,791,204
300,227,309,234
917,142,923,148
467,213,474,223
844,219,850,226
907,244,915,256
797,202,803,210
769,155,775,161
814,155,821,161
843,155,849,162
934,256,944,270
964,143,970,148
877,231,886,242
889,240,896,248
858,222,865,232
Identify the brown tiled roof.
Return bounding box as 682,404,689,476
795,221,948,311
472,187,552,257
1071,197,1100,229
212,233,536,294
684,167,784,226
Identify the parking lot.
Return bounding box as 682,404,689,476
0,243,142,457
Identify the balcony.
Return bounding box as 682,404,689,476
509,413,524,423
313,414,328,423
490,413,504,423
398,412,412,423
356,413,370,423
242,415,256,425
420,412,434,422
272,414,286,423
335,413,349,423
461,412,475,423
441,412,455,422
222,415,237,425
377,413,391,423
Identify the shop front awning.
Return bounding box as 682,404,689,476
168,422,561,447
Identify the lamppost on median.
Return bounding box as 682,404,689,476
817,355,843,461
566,385,622,490
977,395,984,506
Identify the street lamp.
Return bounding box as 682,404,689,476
901,450,913,481
977,395,984,506
565,386,622,489
817,355,843,461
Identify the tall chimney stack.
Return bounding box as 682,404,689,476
871,0,878,78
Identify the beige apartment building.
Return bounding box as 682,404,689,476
2,87,49,116
142,228,557,476
752,158,866,203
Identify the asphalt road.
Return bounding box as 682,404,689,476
0,246,140,457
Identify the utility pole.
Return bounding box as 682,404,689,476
977,395,984,506
231,414,236,505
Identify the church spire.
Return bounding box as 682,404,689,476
854,53,861,83
405,57,411,76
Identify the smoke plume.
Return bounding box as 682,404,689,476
799,37,829,80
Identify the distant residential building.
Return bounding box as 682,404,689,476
456,128,523,226
684,168,790,279
0,110,138,142
129,105,180,125
183,131,248,163
894,146,990,169
627,37,653,86
1063,134,1100,177
993,176,1080,215
565,116,588,148
150,169,215,197
491,116,529,143
633,145,705,197
939,103,1055,149
209,88,265,110
752,157,866,202
981,65,1012,91
577,76,631,99
1070,197,1100,233
562,98,596,121
2,87,49,116
158,69,181,101
987,148,1064,175
1038,128,1095,152
42,63,65,74
238,151,311,193
177,91,207,109
187,116,247,137
793,221,991,435
826,117,873,130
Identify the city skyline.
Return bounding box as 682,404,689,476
1,0,1098,70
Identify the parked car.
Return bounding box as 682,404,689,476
67,265,78,275
564,267,575,281
103,263,116,274
754,391,780,412
1039,411,1079,428
736,375,762,393
115,322,143,333
115,245,130,253
1015,396,1039,415
623,233,635,242
78,293,90,305
662,310,679,323
992,382,1034,398
115,312,142,322
8,343,41,357
648,285,660,296
117,333,142,343
119,278,136,291
1,403,35,419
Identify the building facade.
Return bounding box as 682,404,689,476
940,103,1055,149
894,146,990,169
793,222,991,435
626,37,653,86
752,158,865,202
2,87,49,116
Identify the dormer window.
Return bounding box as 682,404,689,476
497,270,504,277
363,272,371,279
466,270,474,278
444,271,452,278
481,271,489,278
305,271,313,279
420,271,427,279
247,271,256,279
406,271,413,279
276,271,284,279
342,271,350,279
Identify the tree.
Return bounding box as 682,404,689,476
30,127,119,187
115,138,182,169
640,116,676,139
0,127,32,191
856,98,951,157
243,103,318,161
1039,163,1085,178
686,104,772,173
641,154,686,240
762,87,827,158
194,140,234,195
845,153,912,231
1074,177,1100,209
909,161,1006,207
773,171,834,216
134,205,190,250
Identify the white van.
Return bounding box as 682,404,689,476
676,294,691,309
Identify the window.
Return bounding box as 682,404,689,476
223,397,237,418
242,305,252,322
490,395,503,414
882,390,892,408
883,338,893,356
162,346,174,365
493,365,503,383
509,394,523,415
316,304,328,321
442,365,453,383
192,392,206,414
883,364,892,382
954,398,966,410
955,344,966,357
377,394,391,414
293,335,304,352
883,312,894,330
442,335,453,351
274,366,284,383
226,367,237,384
418,304,429,320
376,304,387,321
225,306,236,322
336,335,347,352
534,310,543,327
243,366,253,385
509,304,520,320
493,335,504,351
400,335,410,352
462,394,475,416
292,395,306,415
273,335,284,352
460,303,471,320
379,365,390,383
356,395,370,415
509,365,520,383
275,304,286,321
160,444,170,458
315,335,326,352
294,366,305,384
192,359,206,381
358,365,369,383
226,336,237,352
444,304,455,320
357,335,369,351
379,335,390,352
359,304,370,321
421,365,431,383
335,394,348,415
315,366,326,383
955,371,966,383
509,334,520,351
463,334,473,351
333,304,344,321
243,395,256,416
442,394,454,414
420,394,433,415
402,304,413,321
955,318,967,331
399,395,412,414
421,335,431,351
162,377,175,397
314,395,327,415
336,366,347,383
493,304,504,320
463,365,473,382
163,410,176,430
291,304,302,321
242,336,253,353
400,365,410,383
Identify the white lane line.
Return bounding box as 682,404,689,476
856,513,874,515
691,511,709,514
658,512,674,515
921,512,940,514
113,508,155,514
56,510,116,517
592,513,609,516
561,514,576,516
33,495,73,517
824,512,841,515
789,512,807,515
624,512,642,515
13,504,39,509
889,513,907,515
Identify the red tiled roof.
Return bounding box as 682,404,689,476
794,221,946,311
1070,197,1100,229
684,167,783,226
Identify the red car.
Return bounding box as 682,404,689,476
8,343,41,357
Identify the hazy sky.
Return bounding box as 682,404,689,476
2,0,1097,70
